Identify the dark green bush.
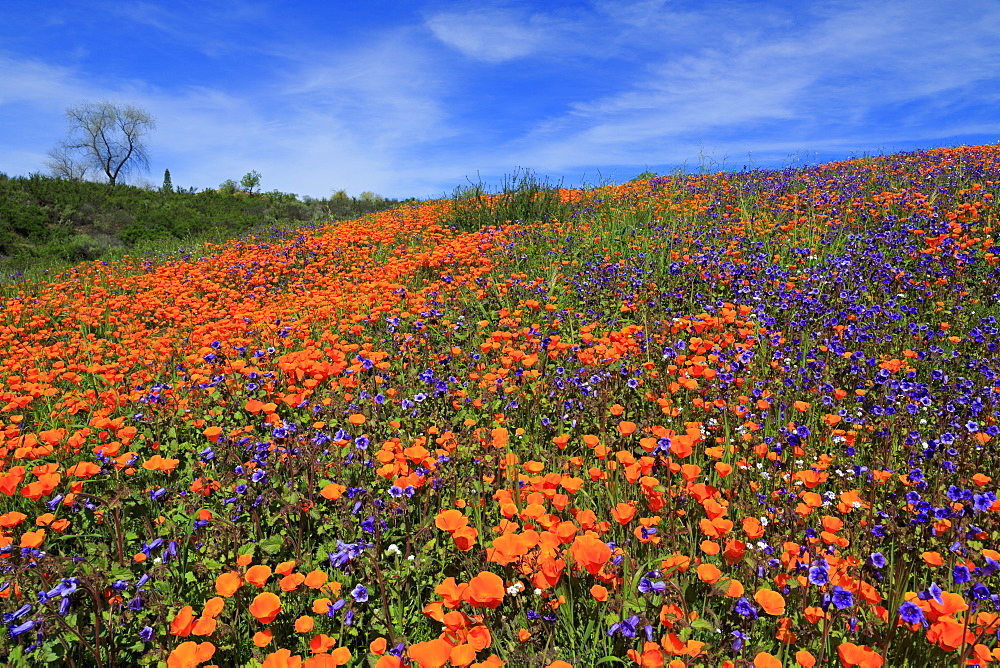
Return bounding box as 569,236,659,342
0,174,405,275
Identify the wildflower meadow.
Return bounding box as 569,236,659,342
3,145,1000,667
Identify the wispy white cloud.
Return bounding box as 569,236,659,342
504,0,1000,174
425,8,560,63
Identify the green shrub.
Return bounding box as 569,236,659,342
445,168,573,233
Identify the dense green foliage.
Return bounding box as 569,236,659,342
0,173,407,275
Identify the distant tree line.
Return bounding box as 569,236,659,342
0,172,406,273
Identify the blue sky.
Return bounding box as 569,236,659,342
2,0,999,200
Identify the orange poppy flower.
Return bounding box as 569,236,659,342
754,589,786,616
166,640,216,668
449,643,477,667
281,572,306,591
203,597,224,618
742,517,764,539
246,564,272,587
753,652,781,668
452,525,478,551
796,649,817,667
305,648,351,667
295,615,314,633
262,648,303,668
408,638,452,668
370,637,387,655
569,534,611,575
921,551,944,567
464,571,505,609
254,630,274,647
304,570,328,589
215,571,243,597
321,483,346,500
19,529,45,548
836,642,884,667
617,421,636,436
0,512,27,528
311,634,337,653
611,502,636,525
249,592,282,623
723,578,745,598
697,563,722,583
435,509,469,533
190,617,217,636
170,605,196,637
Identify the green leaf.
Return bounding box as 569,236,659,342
259,535,283,555
689,617,715,632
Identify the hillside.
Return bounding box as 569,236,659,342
0,145,999,667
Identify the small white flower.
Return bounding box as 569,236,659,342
407,555,415,561
533,588,542,596
385,544,402,557
153,557,162,565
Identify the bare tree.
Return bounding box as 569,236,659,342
60,101,156,185
44,142,90,180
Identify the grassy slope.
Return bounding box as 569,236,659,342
0,146,999,666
